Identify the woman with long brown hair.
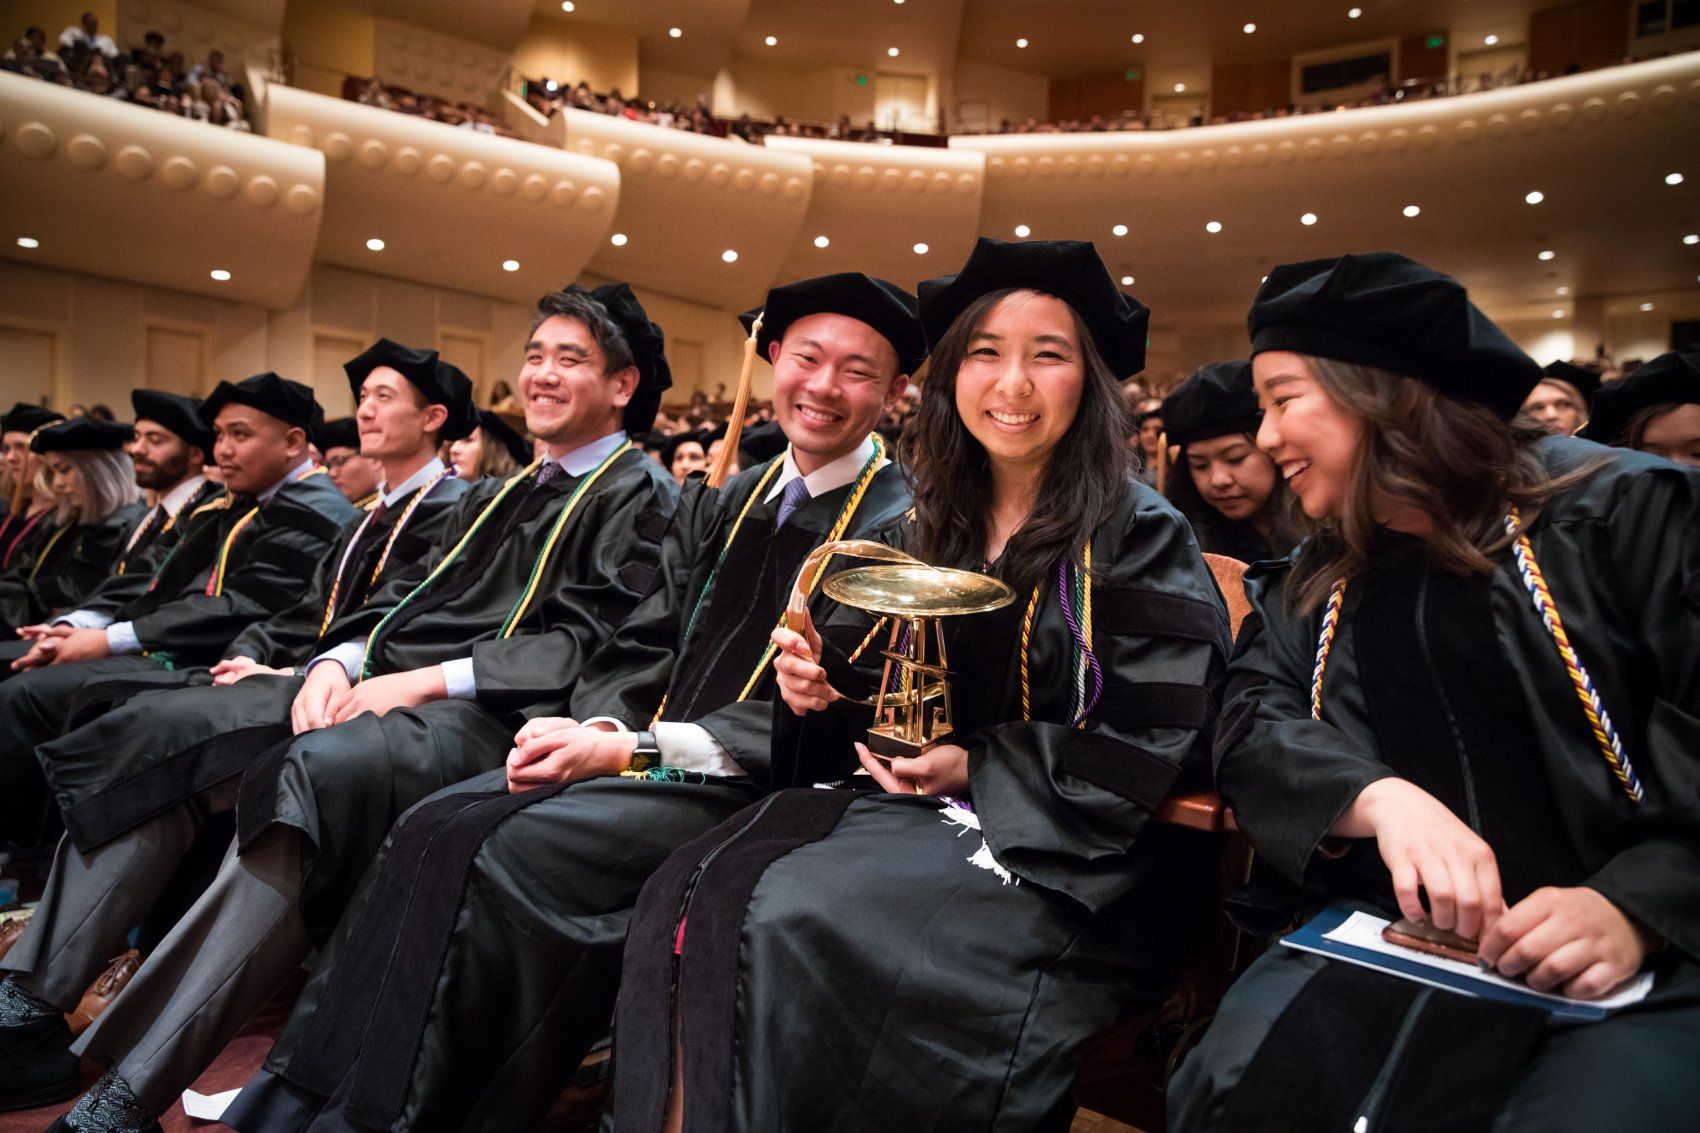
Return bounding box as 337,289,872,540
609,238,1229,1132
1170,253,1700,1130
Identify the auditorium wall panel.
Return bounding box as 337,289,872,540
952,59,1047,132
279,0,374,97
118,0,281,80
511,15,638,97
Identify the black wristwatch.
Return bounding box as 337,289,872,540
629,730,661,774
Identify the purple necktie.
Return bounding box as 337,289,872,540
533,461,561,489
775,477,811,527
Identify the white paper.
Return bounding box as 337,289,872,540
1321,910,1653,1011
180,1087,242,1121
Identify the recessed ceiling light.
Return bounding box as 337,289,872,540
1640,302,1655,311
1666,172,1685,185
722,249,739,262
1485,34,1500,45
1301,212,1319,225
1556,286,1570,295
1402,205,1421,217
1348,7,1362,17
1112,223,1128,236
366,237,385,251
813,235,830,248
1686,234,1700,245
1131,33,1145,44
210,269,231,281
1243,22,1257,33
1174,82,1186,92
668,26,682,38
887,46,900,56
913,242,929,254
16,237,40,249
1261,275,1269,282
1016,37,1028,48
501,259,520,272
1538,249,1556,260
764,35,777,46
560,1,573,10
1205,220,1222,233
1120,275,1135,286
1552,309,1564,319
1525,190,1544,205
1014,224,1031,237
894,0,904,5
610,233,628,246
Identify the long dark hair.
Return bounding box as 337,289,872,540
899,288,1132,595
1285,357,1593,612
1164,435,1296,561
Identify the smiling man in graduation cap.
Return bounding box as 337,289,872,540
223,271,924,1133
0,286,680,1133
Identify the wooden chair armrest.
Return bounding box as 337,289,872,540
1155,788,1237,833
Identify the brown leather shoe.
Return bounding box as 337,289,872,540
0,914,28,963
66,948,140,1035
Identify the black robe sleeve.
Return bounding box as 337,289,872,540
966,493,1230,914
467,465,678,713
1578,463,1700,959
1212,563,1396,886
123,479,353,663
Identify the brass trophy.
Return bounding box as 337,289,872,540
785,540,1016,759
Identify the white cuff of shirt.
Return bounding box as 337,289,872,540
105,622,141,655
439,658,477,700
653,722,747,778
54,609,114,630
308,642,365,682
580,716,629,731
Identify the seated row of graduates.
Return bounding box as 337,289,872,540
0,239,1695,1133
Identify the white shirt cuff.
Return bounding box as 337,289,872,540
580,716,630,732
439,658,477,700
54,609,113,630
654,722,747,778
308,642,365,682
105,622,141,655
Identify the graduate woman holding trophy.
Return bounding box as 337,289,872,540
609,238,1231,1132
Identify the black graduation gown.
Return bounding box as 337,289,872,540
229,450,678,943
1169,437,1700,1132
35,475,469,855
67,479,229,624
0,474,352,846
0,506,57,575
224,456,914,1133
0,502,147,634
610,473,1231,1133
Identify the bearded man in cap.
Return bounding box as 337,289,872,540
226,272,923,1133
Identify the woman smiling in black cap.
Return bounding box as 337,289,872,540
1170,252,1700,1131
608,239,1229,1132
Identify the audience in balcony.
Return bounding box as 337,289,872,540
4,19,250,131
350,75,516,136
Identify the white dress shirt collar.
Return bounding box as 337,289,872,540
550,430,629,477
764,434,882,503
258,458,318,504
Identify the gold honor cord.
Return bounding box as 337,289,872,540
498,441,634,636
26,522,72,583
357,443,632,679
1018,541,1094,725
652,433,888,725
205,466,328,598
317,465,459,637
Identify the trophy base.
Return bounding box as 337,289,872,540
865,726,953,761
